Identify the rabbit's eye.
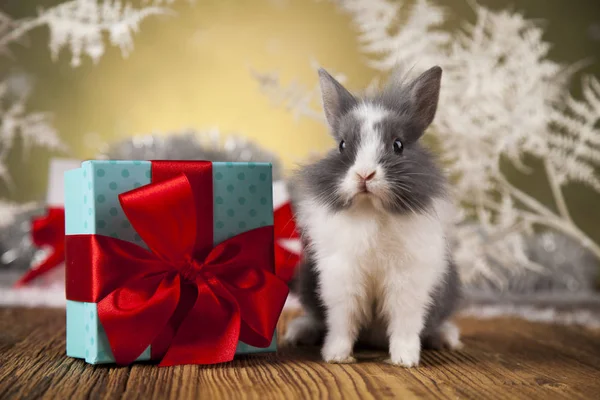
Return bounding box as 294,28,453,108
393,139,403,154
339,140,346,153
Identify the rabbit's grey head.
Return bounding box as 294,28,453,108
297,66,447,214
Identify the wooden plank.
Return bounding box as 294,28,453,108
1,307,599,399
0,308,131,400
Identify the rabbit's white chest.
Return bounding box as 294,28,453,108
298,197,450,328
300,198,446,271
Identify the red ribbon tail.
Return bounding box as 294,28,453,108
274,245,300,284
220,269,289,348
159,279,241,367
16,207,66,288
65,162,287,366
13,247,65,288
98,274,181,365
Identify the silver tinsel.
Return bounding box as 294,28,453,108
4,130,598,300
1,129,285,276
0,204,44,273
97,129,285,181
464,230,599,295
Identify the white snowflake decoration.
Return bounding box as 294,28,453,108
252,60,348,123
1,1,170,68
548,75,600,192
0,0,175,224
0,75,64,189
254,0,600,285
45,0,171,67
335,0,449,72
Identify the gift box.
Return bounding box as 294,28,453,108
65,160,289,366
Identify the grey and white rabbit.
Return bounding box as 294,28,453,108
284,66,462,367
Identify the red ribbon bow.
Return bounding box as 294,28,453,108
14,207,66,287
66,161,289,366
273,203,301,283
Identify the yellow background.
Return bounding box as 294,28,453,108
1,0,599,242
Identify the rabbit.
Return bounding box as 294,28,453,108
284,66,462,367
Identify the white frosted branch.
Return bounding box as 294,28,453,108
253,0,600,282
0,16,46,56
544,160,573,223
250,69,326,123
0,75,65,187
0,1,172,67
496,175,555,219
524,214,600,262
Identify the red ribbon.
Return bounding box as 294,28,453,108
65,161,289,366
273,203,301,283
14,207,65,287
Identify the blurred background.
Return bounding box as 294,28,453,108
1,0,600,309
1,0,599,200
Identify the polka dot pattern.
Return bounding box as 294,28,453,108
75,161,152,247
212,162,273,246
80,301,152,364
66,161,275,364
66,162,156,364
83,302,111,363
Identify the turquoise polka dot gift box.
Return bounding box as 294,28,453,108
64,160,289,366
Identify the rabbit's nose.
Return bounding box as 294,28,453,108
357,171,376,181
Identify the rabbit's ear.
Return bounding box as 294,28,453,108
318,68,357,134
407,66,442,130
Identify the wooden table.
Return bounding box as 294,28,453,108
1,307,599,399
